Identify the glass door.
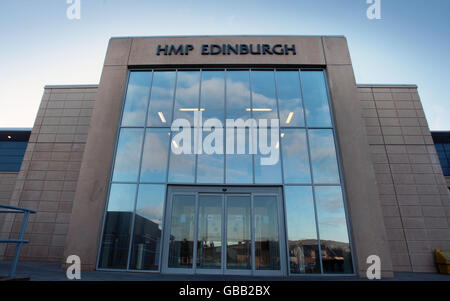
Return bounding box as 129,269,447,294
253,194,282,275
196,194,223,273
162,186,286,276
225,194,252,275
166,193,196,274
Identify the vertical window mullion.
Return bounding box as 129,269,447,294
223,69,227,184
274,69,285,185
249,69,255,184
194,69,202,184
166,70,179,184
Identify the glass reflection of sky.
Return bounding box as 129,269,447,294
308,129,340,184
122,72,151,127
284,186,317,241
254,128,282,184
201,71,225,122
140,128,170,182
135,184,165,228
173,71,200,124
276,71,305,127
197,129,224,183
281,129,311,184
315,186,349,243
105,69,354,271
147,71,176,126
114,70,343,186
112,128,144,182
226,71,251,121
226,128,253,184
251,71,278,121
168,128,196,183
226,154,253,184
301,71,332,128
107,183,137,212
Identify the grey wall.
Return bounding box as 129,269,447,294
0,86,97,262
359,84,450,272
0,172,18,259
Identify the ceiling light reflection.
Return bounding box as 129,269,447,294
286,112,294,124
158,112,166,123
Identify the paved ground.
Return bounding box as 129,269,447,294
0,261,449,281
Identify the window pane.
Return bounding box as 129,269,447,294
284,186,320,274
121,72,151,127
254,195,280,270
168,194,195,268
197,194,222,269
197,128,224,183
225,154,253,184
168,128,195,183
226,127,253,184
0,141,28,149
315,186,353,274
112,128,144,182
226,195,251,270
99,183,136,269
301,71,332,127
254,127,282,184
147,71,176,126
281,129,311,184
0,156,23,164
0,149,26,156
276,70,305,127
130,184,165,270
173,71,200,125
140,128,170,182
251,70,278,121
201,71,225,123
0,164,22,172
254,158,282,184
0,140,27,172
308,129,340,184
226,70,251,121
444,167,450,176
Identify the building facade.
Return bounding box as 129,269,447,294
1,36,449,278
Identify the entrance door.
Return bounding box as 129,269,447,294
161,186,286,276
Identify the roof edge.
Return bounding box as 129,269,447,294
110,34,347,40
0,128,32,131
44,84,99,89
357,83,418,88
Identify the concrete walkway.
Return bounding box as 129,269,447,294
0,261,449,281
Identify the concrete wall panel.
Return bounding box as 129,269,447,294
64,66,128,270
358,85,450,273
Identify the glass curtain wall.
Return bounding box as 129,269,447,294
98,68,354,274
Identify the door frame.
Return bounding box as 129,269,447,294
161,185,287,276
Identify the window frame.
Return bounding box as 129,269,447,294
96,66,357,276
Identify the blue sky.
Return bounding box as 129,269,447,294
0,0,449,129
